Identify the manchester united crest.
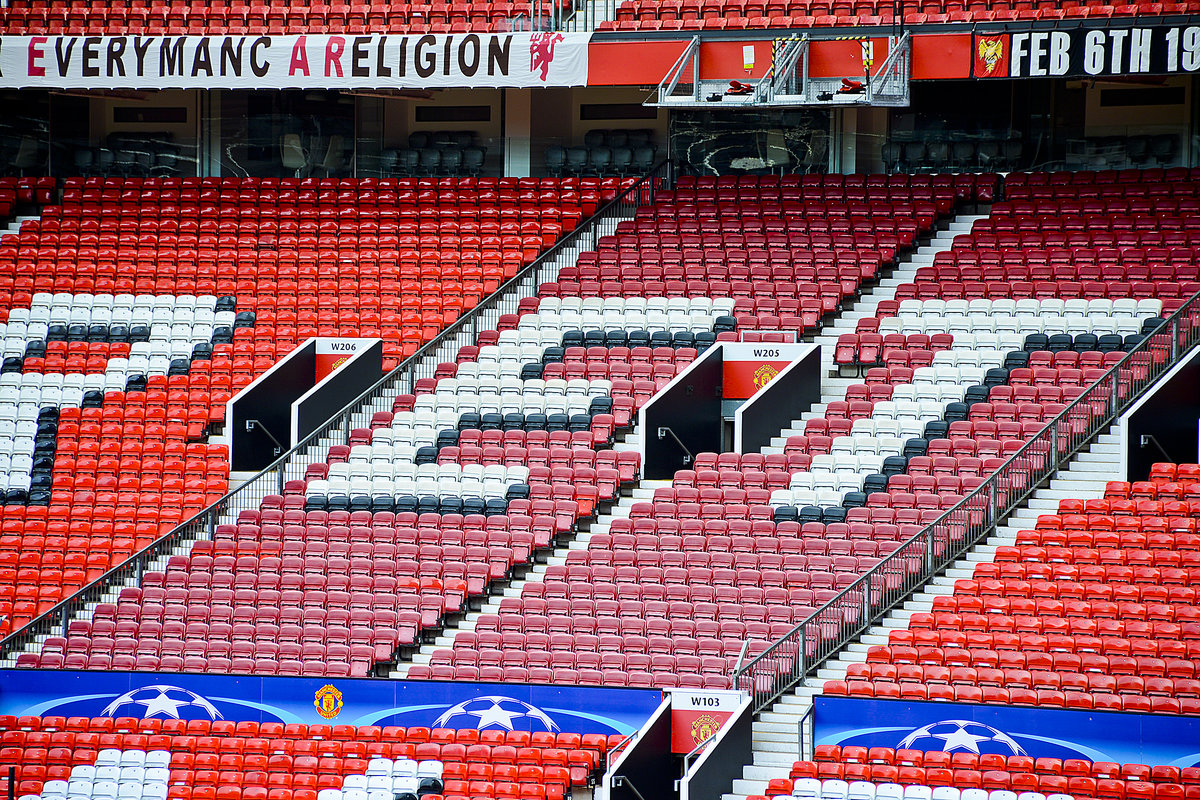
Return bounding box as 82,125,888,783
314,684,344,719
753,363,780,389
691,713,723,744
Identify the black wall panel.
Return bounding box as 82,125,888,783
229,341,316,472
643,347,723,480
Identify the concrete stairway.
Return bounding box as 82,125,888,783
722,430,1122,800
395,430,656,676
0,207,640,666
392,220,981,675
764,215,987,455
1,215,37,237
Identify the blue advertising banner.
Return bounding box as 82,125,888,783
0,669,662,736
815,697,1200,768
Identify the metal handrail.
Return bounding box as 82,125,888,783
557,0,619,31
732,298,1200,714
796,704,814,761
868,32,910,99
656,36,702,104
0,160,676,661
682,727,717,773
767,35,810,100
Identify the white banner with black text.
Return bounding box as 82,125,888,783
0,31,590,89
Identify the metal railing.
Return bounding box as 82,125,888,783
559,0,618,32
0,160,675,662
796,705,814,761
732,294,1200,713
499,0,617,31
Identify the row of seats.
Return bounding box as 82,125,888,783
599,2,1189,28
543,145,659,179
796,753,1200,782
0,3,556,33
758,777,1185,800
0,178,595,636
824,460,1200,713
1006,168,1199,185
1,1,1183,34
0,717,621,800
928,251,1200,273
765,779,1072,800
55,173,613,195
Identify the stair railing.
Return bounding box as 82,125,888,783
732,293,1200,713
0,161,675,661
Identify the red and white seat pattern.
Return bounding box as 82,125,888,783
410,174,981,688
0,177,596,638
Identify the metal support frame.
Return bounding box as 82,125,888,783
760,35,810,104
647,32,911,108
794,31,911,106
650,36,739,108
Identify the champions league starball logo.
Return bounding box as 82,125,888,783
898,720,1026,756
100,685,224,720
433,695,560,732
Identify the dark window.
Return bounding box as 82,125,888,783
113,106,188,124
1099,87,1185,107
580,103,658,121
415,105,491,122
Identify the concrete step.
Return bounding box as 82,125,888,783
399,473,666,671
722,215,971,800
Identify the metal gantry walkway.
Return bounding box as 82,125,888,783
648,32,912,108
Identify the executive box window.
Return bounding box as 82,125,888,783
1099,87,1185,107
580,103,658,121
414,105,491,123
113,106,189,124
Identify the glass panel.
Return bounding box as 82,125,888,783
37,90,200,178
354,90,503,178
669,109,831,175
219,90,355,178
0,90,50,177
886,77,1196,173
887,79,1038,173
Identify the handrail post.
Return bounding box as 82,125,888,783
861,572,871,626
798,623,809,683
1049,424,1059,480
